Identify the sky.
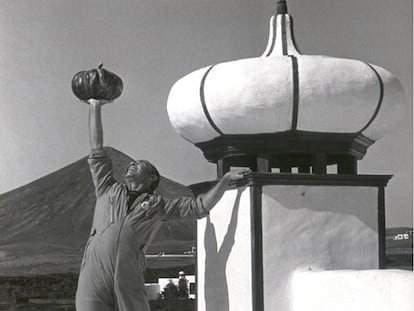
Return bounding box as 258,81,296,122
0,0,412,227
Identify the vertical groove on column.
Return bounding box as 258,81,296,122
281,14,288,55
250,185,264,311
195,217,199,311
378,186,386,269
217,158,231,178
290,55,299,130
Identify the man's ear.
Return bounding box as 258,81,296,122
149,174,158,183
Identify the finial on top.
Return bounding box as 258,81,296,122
276,0,288,14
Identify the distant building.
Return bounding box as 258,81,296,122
386,227,413,249
158,275,196,299
385,227,413,270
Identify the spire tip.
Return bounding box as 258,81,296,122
276,0,288,15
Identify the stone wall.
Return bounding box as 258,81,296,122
0,273,77,311
0,265,195,311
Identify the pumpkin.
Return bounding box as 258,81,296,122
71,63,123,101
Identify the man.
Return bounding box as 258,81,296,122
75,99,247,311
177,271,189,299
163,279,179,301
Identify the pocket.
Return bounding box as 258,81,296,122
141,196,162,218
144,205,159,218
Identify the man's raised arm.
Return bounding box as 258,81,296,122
86,99,115,196
88,99,105,151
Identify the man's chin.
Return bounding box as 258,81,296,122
125,173,134,180
125,174,142,181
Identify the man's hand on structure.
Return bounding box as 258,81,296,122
199,168,251,213
223,169,251,182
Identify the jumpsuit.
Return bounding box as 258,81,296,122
75,149,208,311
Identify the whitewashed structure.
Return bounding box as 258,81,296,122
167,4,404,147
291,270,413,311
167,1,408,311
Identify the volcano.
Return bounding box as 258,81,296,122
0,147,196,276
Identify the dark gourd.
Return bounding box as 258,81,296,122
71,63,123,101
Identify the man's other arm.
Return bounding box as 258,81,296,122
162,170,248,219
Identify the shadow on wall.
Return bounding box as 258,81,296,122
264,186,378,231
204,189,243,311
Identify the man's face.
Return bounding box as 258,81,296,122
125,160,148,181
125,160,159,192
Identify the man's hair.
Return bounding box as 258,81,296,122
140,160,160,192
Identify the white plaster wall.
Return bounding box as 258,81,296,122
291,270,413,311
262,185,379,311
197,187,252,311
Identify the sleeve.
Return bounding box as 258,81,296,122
162,196,209,221
87,149,116,197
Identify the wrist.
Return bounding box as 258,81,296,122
88,99,101,106
222,173,233,183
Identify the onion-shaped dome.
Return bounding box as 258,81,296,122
167,0,405,174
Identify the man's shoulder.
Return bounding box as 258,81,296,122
110,182,127,193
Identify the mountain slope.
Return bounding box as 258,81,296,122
0,147,196,275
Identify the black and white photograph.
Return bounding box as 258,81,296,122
0,0,412,310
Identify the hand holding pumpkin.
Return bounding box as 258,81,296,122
85,98,112,106
71,63,123,103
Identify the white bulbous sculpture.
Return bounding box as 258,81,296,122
167,6,405,145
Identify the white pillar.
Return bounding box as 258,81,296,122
196,175,388,311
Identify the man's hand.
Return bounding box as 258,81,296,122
223,169,251,182
85,99,113,106
200,168,251,213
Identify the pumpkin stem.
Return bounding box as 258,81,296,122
98,62,103,69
